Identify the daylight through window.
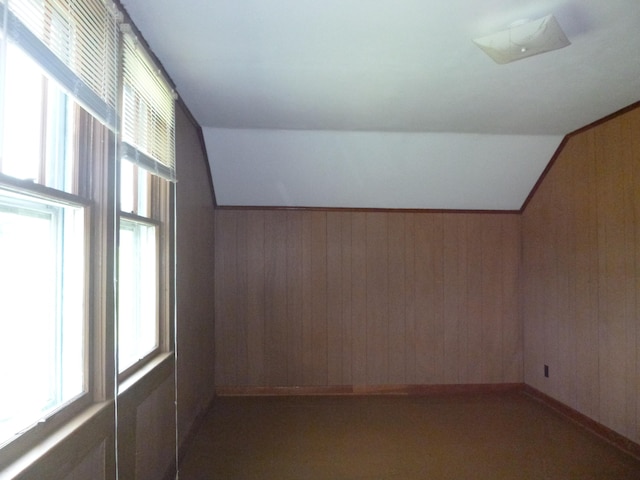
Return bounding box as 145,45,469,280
0,0,176,455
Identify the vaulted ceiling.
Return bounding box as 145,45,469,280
121,0,640,210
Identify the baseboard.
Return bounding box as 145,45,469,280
215,383,524,397
522,385,640,460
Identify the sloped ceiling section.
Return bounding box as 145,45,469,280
204,129,562,210
121,0,640,210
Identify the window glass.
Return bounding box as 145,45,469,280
118,157,162,375
116,28,175,378
2,43,76,193
0,191,85,446
2,43,45,182
0,0,175,463
118,217,158,373
120,158,150,217
0,38,89,447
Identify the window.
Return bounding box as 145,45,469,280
0,43,96,447
0,0,176,461
1,42,77,191
118,214,158,371
0,192,86,443
117,31,175,377
117,160,169,374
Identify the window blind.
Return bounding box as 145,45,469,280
121,31,176,182
2,0,119,130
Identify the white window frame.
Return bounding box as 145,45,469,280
0,0,177,470
116,162,174,379
0,0,118,460
116,26,176,380
0,188,89,449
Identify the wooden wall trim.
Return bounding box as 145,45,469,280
214,205,521,214
215,383,524,396
523,385,640,460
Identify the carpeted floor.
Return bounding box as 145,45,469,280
177,391,640,479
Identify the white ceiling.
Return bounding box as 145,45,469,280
121,0,640,210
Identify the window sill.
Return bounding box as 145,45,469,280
0,401,114,480
0,353,175,479
118,351,175,410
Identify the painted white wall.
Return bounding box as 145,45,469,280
204,128,562,210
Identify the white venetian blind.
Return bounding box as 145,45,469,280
4,0,119,129
121,31,176,182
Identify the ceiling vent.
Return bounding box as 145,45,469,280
473,15,570,64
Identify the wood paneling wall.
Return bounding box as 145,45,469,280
63,441,106,480
214,210,522,387
175,102,217,448
522,106,640,444
135,378,176,480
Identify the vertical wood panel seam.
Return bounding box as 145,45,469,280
350,214,353,384
404,214,416,382
626,131,638,438
503,216,508,382
627,141,637,438
594,132,601,420
636,134,640,441
262,213,266,385
346,213,352,384
281,214,286,385
594,134,602,423
285,213,290,385
388,215,391,382
340,213,353,384
438,214,444,382
439,215,443,382
402,214,407,383
571,173,578,408
325,212,329,385
500,217,505,382
481,221,485,381
365,215,369,385
636,135,640,441
466,216,471,383
413,214,417,381
519,216,524,384
351,214,355,384
233,212,238,384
